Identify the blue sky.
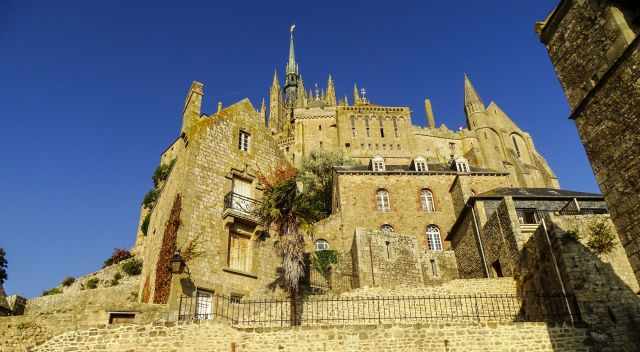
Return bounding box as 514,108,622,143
0,0,596,298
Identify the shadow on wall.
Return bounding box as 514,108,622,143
516,215,640,352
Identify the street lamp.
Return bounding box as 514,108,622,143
169,250,185,274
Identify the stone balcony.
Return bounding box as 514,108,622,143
223,192,261,224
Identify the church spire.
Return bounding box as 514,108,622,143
464,73,485,117
326,74,337,106
272,69,280,88
284,25,301,108
286,25,298,75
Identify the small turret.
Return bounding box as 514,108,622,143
181,81,204,134
424,98,436,128
353,83,361,105
326,74,337,106
259,98,266,124
269,69,283,132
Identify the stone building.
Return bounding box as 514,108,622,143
131,28,600,310
4,24,640,352
536,0,640,282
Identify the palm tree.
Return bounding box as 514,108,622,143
255,163,322,325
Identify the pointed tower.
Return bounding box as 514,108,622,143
464,74,485,116
464,74,486,129
326,75,337,106
259,97,266,125
181,81,204,134
353,83,361,105
296,75,306,108
269,69,283,132
284,25,300,109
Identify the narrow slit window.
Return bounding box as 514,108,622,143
238,131,250,152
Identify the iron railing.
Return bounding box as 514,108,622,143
176,292,581,327
224,192,261,215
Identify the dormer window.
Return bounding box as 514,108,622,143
414,157,428,172
372,156,385,172
453,157,470,173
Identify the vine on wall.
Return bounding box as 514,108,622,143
153,194,182,304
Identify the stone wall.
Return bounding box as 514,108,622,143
517,213,640,351
30,319,591,352
0,283,167,352
539,0,640,283
351,228,458,289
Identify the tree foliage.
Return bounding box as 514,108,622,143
298,151,355,217
255,162,323,297
103,248,133,268
0,248,7,286
587,218,616,255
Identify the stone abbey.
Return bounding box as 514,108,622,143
3,3,640,350
132,26,566,300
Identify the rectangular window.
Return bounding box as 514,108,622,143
378,117,384,138
228,232,251,272
448,142,456,155
239,131,250,152
350,116,356,137
393,118,399,138
365,117,370,137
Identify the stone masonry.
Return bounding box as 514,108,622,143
538,0,640,282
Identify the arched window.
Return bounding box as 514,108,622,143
372,156,385,172
426,225,442,251
315,239,330,251
414,157,428,172
420,189,436,212
511,135,521,158
380,224,394,233
376,189,391,212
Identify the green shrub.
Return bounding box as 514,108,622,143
103,248,133,268
311,250,338,281
140,213,151,236
587,219,616,255
121,259,143,276
61,276,75,287
42,287,62,296
142,189,160,210
152,159,176,188
86,277,99,290
110,272,123,286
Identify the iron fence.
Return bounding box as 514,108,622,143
224,192,261,214
176,292,580,327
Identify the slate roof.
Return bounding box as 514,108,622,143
474,187,602,199
335,163,503,174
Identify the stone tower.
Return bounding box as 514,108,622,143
537,1,640,281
